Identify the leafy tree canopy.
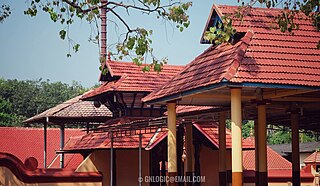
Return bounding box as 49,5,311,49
0,78,87,127
1,0,192,72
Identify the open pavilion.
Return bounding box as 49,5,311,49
142,4,320,186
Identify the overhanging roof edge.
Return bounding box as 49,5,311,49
144,82,320,105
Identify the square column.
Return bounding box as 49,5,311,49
219,112,227,186
291,111,300,186
185,123,194,186
167,102,177,186
257,103,267,186
231,88,243,186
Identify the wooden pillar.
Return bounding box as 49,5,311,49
60,124,65,168
194,141,201,186
167,102,177,186
291,111,300,186
254,119,259,186
185,123,194,186
177,125,184,186
110,133,116,186
257,103,267,186
161,160,166,186
219,112,227,186
231,88,243,186
149,149,160,186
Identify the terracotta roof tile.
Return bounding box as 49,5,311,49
82,61,184,100
194,123,255,149
0,127,85,169
64,130,166,150
24,94,112,124
243,145,292,170
304,151,320,163
143,5,320,103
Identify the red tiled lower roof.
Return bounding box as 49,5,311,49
143,5,320,103
243,146,292,170
194,123,255,149
82,61,184,100
63,130,167,151
304,151,320,163
0,127,85,169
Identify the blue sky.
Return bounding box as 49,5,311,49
0,0,237,87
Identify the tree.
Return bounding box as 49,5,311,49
0,0,192,72
0,78,87,126
1,1,318,71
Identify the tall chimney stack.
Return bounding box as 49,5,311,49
100,0,107,59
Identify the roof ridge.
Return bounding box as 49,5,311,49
222,31,254,81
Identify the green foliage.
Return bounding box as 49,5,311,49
267,130,292,144
267,126,316,145
0,78,87,127
10,0,192,72
0,4,11,23
204,15,237,45
225,120,254,138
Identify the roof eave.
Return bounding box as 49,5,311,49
143,82,320,105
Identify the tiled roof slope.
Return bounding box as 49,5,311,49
24,94,112,123
243,146,292,170
65,122,254,151
63,117,167,150
0,127,85,169
82,61,184,99
143,5,320,103
304,151,320,163
194,123,254,149
63,130,166,150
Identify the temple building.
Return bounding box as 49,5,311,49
0,3,319,186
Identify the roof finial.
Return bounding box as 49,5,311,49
250,126,254,137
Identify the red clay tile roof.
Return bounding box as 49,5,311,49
63,130,166,150
82,61,184,100
143,5,320,103
65,120,254,151
304,150,320,163
0,127,85,169
243,146,292,170
63,117,167,150
193,123,255,149
24,94,112,124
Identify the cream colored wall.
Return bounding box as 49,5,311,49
76,150,110,186
300,153,313,168
76,149,150,186
0,166,102,186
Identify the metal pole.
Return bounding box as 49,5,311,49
139,133,142,186
86,122,89,134
60,124,65,168
110,132,114,186
44,117,48,168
